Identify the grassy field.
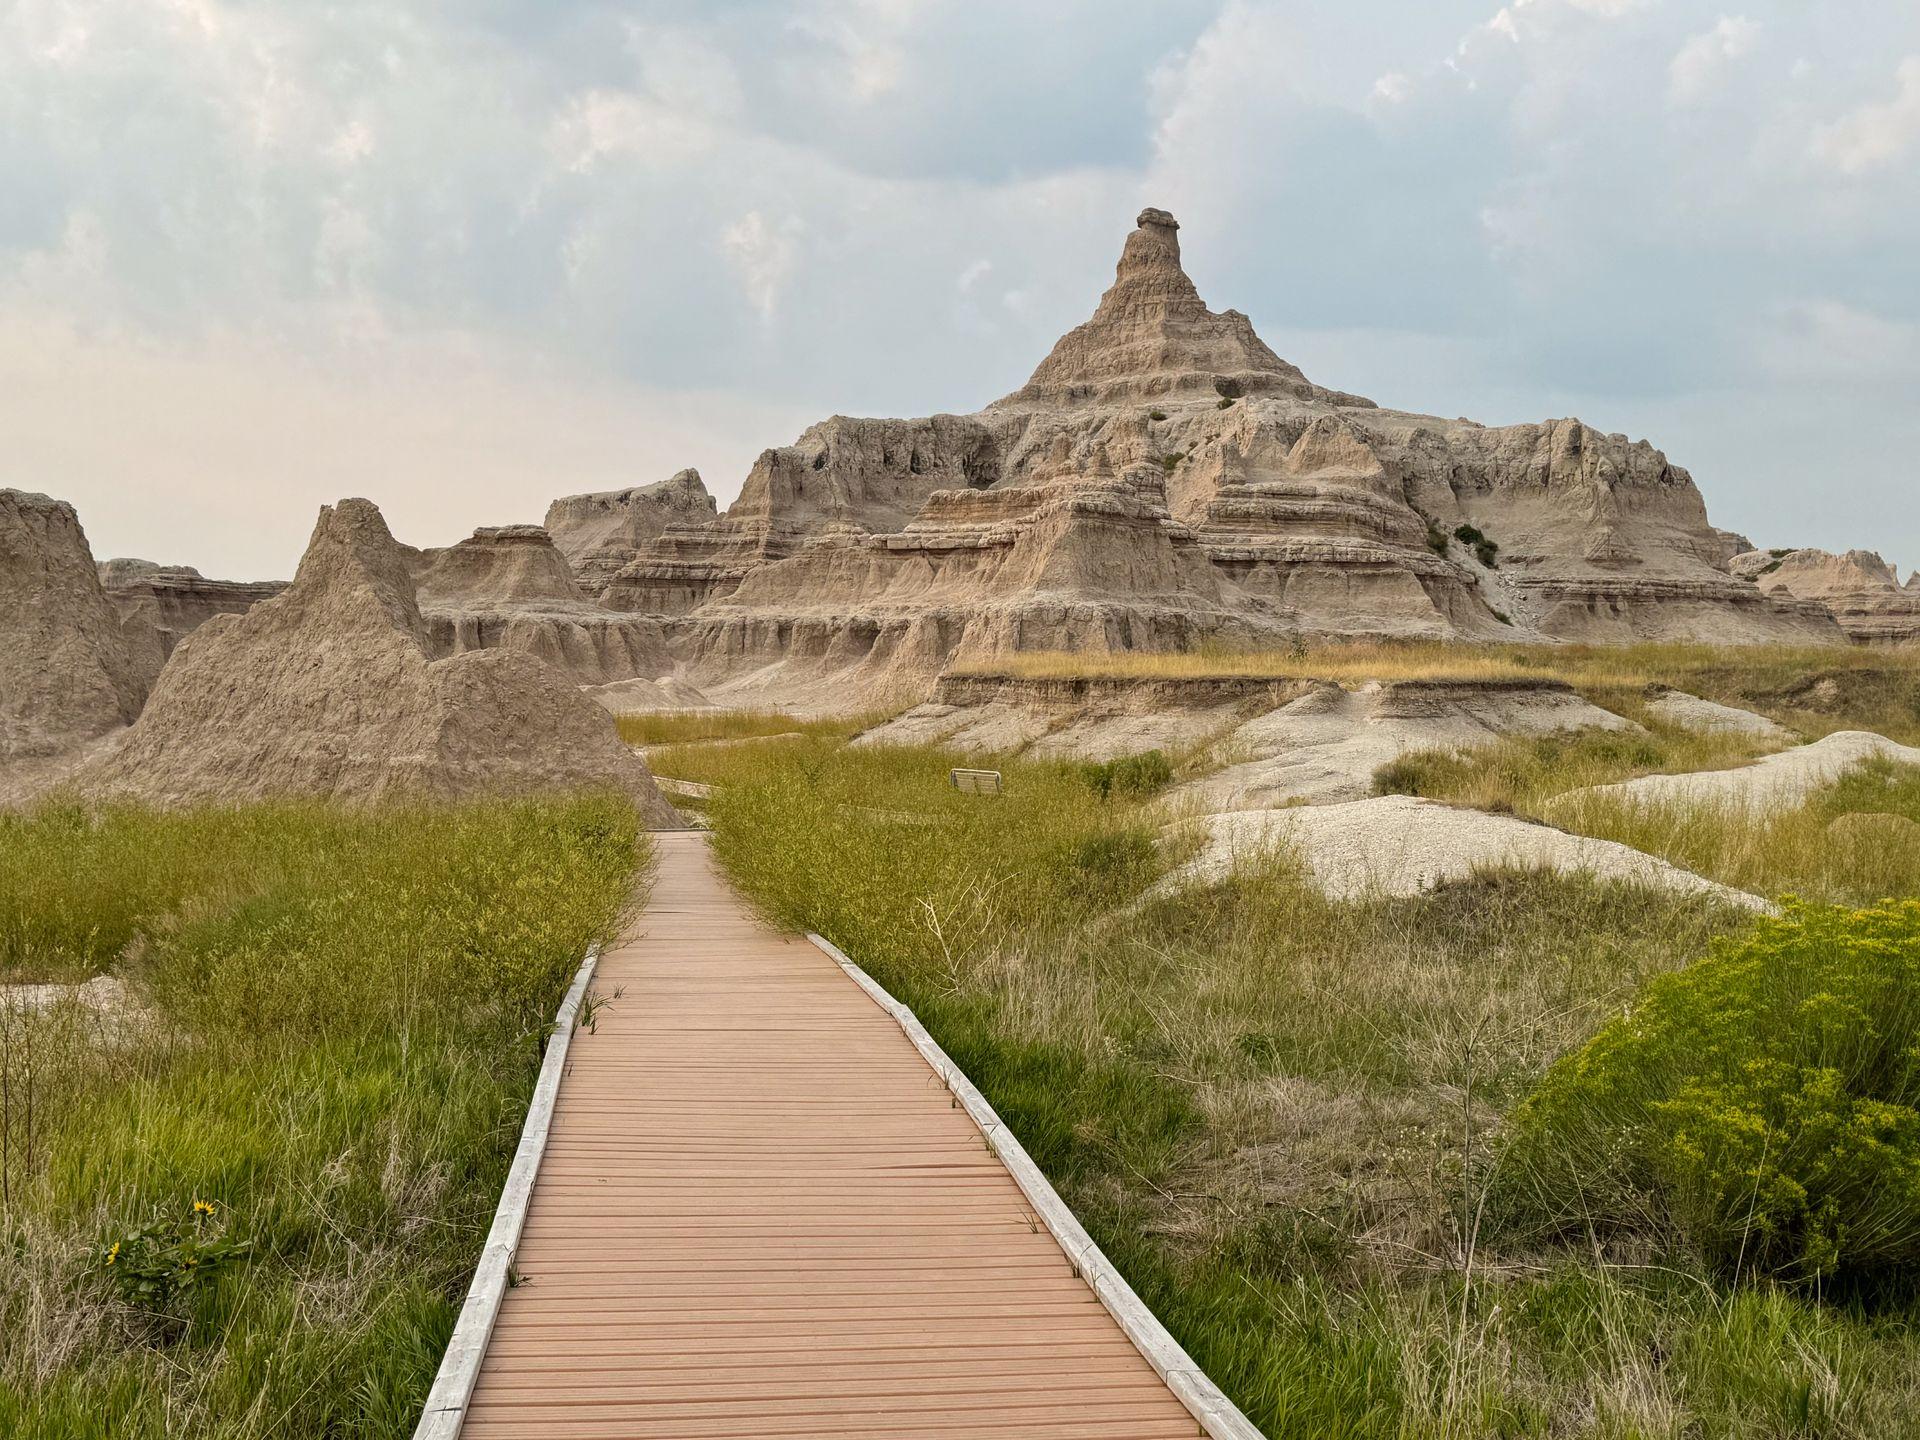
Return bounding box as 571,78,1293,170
704,739,1920,1438
1553,756,1920,906
613,707,888,747
0,796,646,1438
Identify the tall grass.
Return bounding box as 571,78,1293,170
1554,757,1920,904
704,740,1920,1436
1374,720,1778,816
0,796,645,1438
612,708,889,747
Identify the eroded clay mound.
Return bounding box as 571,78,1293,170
545,470,718,592
412,525,678,687
1643,689,1793,740
76,499,681,824
856,673,1306,760
1177,679,1635,811
589,207,1841,712
1161,795,1767,910
97,557,284,692
1,489,146,761
1736,548,1920,645
1562,730,1920,816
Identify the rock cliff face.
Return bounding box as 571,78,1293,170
97,559,285,691
544,469,718,592
1,490,147,761
76,500,680,821
1736,548,1920,645
591,207,1841,706
411,525,676,686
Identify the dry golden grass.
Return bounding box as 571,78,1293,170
1552,756,1920,905
613,709,886,747
962,639,1906,688
956,641,1920,744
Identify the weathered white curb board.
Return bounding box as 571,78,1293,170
410,944,601,1440
808,931,1268,1440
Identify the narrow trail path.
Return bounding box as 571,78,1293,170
459,831,1205,1439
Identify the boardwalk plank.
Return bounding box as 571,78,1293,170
459,833,1201,1438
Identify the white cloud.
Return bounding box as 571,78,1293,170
1812,55,1920,176
1372,71,1412,104
549,89,716,174
721,211,804,320
1669,16,1759,106
1754,298,1920,387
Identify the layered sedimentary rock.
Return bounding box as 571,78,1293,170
1,490,146,762
97,559,285,690
601,415,1002,616
412,525,676,685
77,499,679,822
591,207,1839,706
544,470,718,592
678,462,1292,707
1734,548,1920,645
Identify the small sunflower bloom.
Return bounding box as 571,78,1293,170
105,1242,121,1266
192,1200,217,1217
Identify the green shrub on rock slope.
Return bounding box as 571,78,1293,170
1495,900,1920,1288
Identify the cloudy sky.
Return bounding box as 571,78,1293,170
4,0,1917,579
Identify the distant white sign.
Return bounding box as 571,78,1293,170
949,767,1003,796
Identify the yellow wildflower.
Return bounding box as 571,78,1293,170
106,1242,120,1266
192,1200,217,1216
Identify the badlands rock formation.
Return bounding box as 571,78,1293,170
586,208,1839,708
75,499,680,823
1732,548,1920,645
1,490,146,761
545,469,718,593
411,524,676,687
96,558,284,690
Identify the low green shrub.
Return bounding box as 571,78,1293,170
1079,750,1174,801
1493,900,1920,1287
1452,524,1499,567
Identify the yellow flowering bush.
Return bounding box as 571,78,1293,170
1494,900,1920,1285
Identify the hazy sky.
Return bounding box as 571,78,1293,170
4,0,1917,579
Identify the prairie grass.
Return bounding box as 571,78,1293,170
0,796,645,1438
1554,756,1920,905
1374,718,1777,816
612,708,887,747
705,739,1920,1436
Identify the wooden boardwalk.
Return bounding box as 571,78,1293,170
459,832,1205,1439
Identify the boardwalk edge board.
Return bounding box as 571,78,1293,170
411,943,602,1440
807,931,1269,1440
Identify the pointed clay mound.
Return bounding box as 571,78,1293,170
77,499,680,823
1,489,146,761
539,208,1846,712
998,208,1369,410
